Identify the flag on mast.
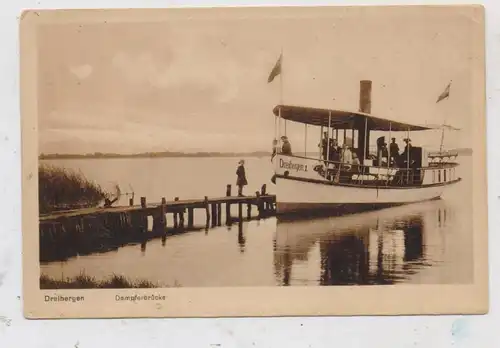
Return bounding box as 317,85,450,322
267,53,282,83
436,80,452,152
436,81,451,103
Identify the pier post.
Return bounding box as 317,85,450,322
261,184,267,195
211,203,217,227
204,196,211,228
140,197,146,209
238,202,243,221
238,218,245,253
173,212,179,229
152,198,167,236
256,191,263,219
226,203,232,225
247,203,251,220
225,185,232,224
173,197,179,229
261,184,267,210
179,208,185,229
161,197,167,234
188,207,194,229
217,203,222,226
142,213,148,236
172,197,179,230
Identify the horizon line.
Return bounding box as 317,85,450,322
39,146,472,157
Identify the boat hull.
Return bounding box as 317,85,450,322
275,176,460,215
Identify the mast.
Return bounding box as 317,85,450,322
304,124,307,156
320,125,324,160
388,122,392,168
358,80,372,166
269,48,284,144
363,117,368,163
326,111,332,179
279,107,282,141
280,47,285,136
439,126,445,153
437,80,452,153
406,127,410,183
279,47,283,104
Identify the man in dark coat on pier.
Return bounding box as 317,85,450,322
236,159,248,196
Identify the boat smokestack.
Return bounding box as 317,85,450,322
359,80,372,114
357,80,372,166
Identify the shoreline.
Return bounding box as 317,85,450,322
39,152,272,160
38,149,472,161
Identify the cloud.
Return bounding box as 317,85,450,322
69,64,93,80
110,48,260,104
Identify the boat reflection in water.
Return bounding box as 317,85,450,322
273,200,451,286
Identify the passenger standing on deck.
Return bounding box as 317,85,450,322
341,144,353,170
319,131,329,160
381,142,389,166
400,138,413,167
281,136,292,155
389,137,400,166
329,139,340,162
236,160,248,196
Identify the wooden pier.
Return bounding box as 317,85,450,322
39,184,276,262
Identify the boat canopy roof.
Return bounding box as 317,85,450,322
273,105,432,132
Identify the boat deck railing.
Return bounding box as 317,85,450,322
277,154,459,187
428,150,459,163
428,150,459,158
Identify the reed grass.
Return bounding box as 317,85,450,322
38,164,109,214
40,273,159,289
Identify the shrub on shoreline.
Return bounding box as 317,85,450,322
40,273,159,289
39,164,109,214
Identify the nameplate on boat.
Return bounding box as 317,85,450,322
279,158,308,172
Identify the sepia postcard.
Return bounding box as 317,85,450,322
20,5,488,319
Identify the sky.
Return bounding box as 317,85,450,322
37,6,480,154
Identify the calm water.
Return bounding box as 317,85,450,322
40,156,473,286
